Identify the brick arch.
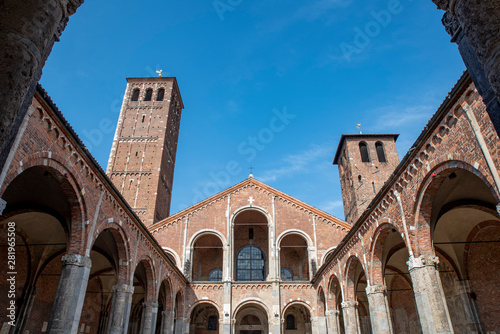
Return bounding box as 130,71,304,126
413,160,499,257
1,155,88,253
186,300,221,320
463,220,500,280
369,221,407,285
162,247,181,268
276,229,313,248
233,298,272,320
188,229,227,249
344,255,366,300
281,300,313,317
89,219,131,284
157,276,174,310
321,247,337,266
174,289,185,318
317,286,327,316
133,255,156,303
231,205,272,224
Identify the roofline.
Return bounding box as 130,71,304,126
35,84,188,284
333,134,399,165
149,177,351,231
313,70,471,283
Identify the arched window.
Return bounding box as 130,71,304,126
286,314,296,330
208,268,223,281
281,268,293,281
131,88,140,101
236,245,265,281
376,142,386,162
359,142,370,162
144,88,153,101
157,88,165,101
207,316,218,330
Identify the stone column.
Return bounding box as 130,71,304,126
432,0,500,104
140,302,158,334
457,280,484,333
0,0,83,171
174,317,186,334
441,11,500,133
366,285,393,334
107,284,134,334
407,254,453,333
326,310,341,334
341,300,359,334
316,316,328,334
160,310,175,334
46,254,92,334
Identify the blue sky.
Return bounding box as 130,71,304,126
40,0,465,220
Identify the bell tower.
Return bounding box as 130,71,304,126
333,134,399,225
107,77,184,225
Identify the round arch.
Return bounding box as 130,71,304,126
162,247,181,268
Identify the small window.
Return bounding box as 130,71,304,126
249,228,254,240
286,314,296,330
209,268,223,281
207,316,218,331
359,142,370,162
376,142,386,162
281,268,293,281
144,88,153,101
141,115,145,123
157,88,165,101
131,88,140,101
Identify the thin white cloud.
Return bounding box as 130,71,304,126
368,104,434,132
320,200,344,212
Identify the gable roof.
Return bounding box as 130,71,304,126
149,176,351,230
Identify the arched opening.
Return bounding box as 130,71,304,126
279,233,309,281
0,165,80,333
283,303,311,334
425,167,500,332
375,142,386,162
131,88,140,101
192,234,223,282
128,260,154,333
144,88,153,101
174,291,184,334
156,279,173,334
233,210,269,281
372,226,421,333
345,257,371,334
328,275,344,334
189,303,219,334
234,303,268,334
359,142,370,162
79,228,128,333
157,88,165,101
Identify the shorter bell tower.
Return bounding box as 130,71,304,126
333,134,399,225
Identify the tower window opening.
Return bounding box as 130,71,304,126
144,88,153,101
376,142,386,162
359,142,370,162
372,181,376,193
131,88,140,101
358,175,362,182
141,115,145,123
157,88,165,101
249,228,254,240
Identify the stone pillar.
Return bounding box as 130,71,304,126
407,254,453,333
140,302,159,334
160,310,175,334
107,284,134,334
433,0,500,105
341,300,359,334
326,310,341,334
316,316,328,334
366,285,393,334
441,11,500,133
46,254,92,334
174,317,186,334
457,280,484,333
0,0,83,171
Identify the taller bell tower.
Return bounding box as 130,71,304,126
333,134,399,225
107,77,184,225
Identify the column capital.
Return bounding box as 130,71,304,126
365,284,387,295
62,253,92,268
143,302,159,308
113,283,134,294
325,310,340,316
407,254,439,271
341,300,358,309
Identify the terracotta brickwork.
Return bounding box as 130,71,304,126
107,77,184,225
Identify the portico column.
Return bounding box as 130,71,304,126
160,310,175,334
365,285,393,334
140,302,158,334
315,315,328,334
407,254,453,333
326,310,341,334
46,253,92,334
341,300,359,334
107,284,134,334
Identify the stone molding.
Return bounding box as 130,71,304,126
143,302,159,308
365,284,387,295
326,310,340,316
442,12,462,41
62,253,92,268
407,254,439,271
341,300,358,309
113,284,135,294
